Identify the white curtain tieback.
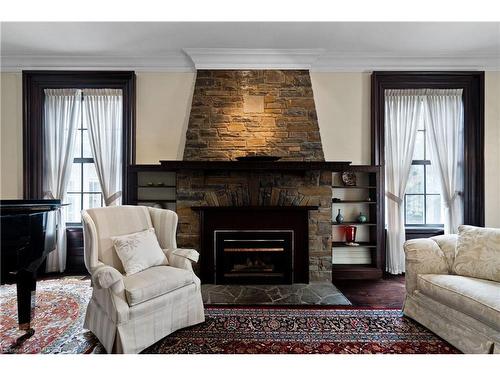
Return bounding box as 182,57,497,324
44,191,55,199
443,191,461,208
105,191,122,206
386,191,403,204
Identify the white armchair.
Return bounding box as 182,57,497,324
81,205,205,353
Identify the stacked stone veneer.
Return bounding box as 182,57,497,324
183,70,324,161
178,70,332,282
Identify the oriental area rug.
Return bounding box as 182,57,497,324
0,278,460,354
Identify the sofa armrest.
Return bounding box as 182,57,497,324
404,238,449,295
163,248,199,272
92,265,125,294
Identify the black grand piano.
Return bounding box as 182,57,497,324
0,199,62,332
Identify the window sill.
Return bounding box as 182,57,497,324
66,224,83,229
405,226,444,240
405,226,444,233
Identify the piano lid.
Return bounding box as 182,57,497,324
0,199,63,215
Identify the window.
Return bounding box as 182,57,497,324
404,119,443,227
65,100,104,224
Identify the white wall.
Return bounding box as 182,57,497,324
485,72,500,228
0,73,23,198
1,71,499,226
311,72,371,164
135,72,196,163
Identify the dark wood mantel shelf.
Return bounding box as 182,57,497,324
191,206,319,211
147,160,352,171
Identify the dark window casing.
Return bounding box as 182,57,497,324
371,71,485,228
22,71,136,202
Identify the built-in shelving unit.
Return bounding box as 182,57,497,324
331,165,384,280
127,165,177,211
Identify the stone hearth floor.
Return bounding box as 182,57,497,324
201,283,351,305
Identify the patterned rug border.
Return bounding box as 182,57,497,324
204,305,403,310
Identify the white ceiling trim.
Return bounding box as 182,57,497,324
183,48,326,70
1,50,499,72
311,53,500,72
0,53,195,72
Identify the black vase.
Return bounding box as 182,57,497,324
335,209,344,224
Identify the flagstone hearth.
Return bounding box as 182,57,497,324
201,283,351,305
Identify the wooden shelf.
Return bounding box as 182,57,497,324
156,160,352,172
332,242,377,248
332,222,377,226
135,199,177,203
332,200,376,204
331,265,383,280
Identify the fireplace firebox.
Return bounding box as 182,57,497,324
193,206,316,284
215,230,293,284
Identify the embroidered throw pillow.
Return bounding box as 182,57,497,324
453,225,500,282
111,228,168,276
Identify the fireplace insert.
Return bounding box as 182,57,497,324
214,230,293,284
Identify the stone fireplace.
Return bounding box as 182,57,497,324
176,70,334,282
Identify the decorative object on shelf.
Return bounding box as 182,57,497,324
344,225,357,243
332,198,341,203
357,212,368,223
345,242,360,247
156,182,165,187
236,156,281,162
341,171,356,186
147,182,154,187
367,197,372,202
335,209,344,224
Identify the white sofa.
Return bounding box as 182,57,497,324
81,206,205,353
403,229,500,354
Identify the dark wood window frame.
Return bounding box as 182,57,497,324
23,71,136,203
371,71,485,228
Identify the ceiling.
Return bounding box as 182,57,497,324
1,22,499,71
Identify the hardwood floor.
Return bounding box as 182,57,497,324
334,274,406,309
47,272,406,308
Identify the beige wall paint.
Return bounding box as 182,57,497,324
0,73,23,198
311,72,372,164
135,72,196,163
1,71,499,227
485,71,500,227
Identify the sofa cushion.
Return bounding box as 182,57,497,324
453,225,500,282
417,274,500,330
123,266,196,306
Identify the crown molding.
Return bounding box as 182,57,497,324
183,48,326,70
311,53,500,72
1,50,498,72
0,53,195,72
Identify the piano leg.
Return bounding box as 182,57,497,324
16,270,36,331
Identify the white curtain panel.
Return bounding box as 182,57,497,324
424,89,464,234
83,89,123,206
384,89,424,274
43,89,82,272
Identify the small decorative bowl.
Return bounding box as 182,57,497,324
341,171,357,186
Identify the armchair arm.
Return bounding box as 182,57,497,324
163,248,200,272
404,238,449,294
92,265,125,294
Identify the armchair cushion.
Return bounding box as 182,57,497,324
417,274,500,330
453,225,500,282
123,266,197,306
111,228,168,276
